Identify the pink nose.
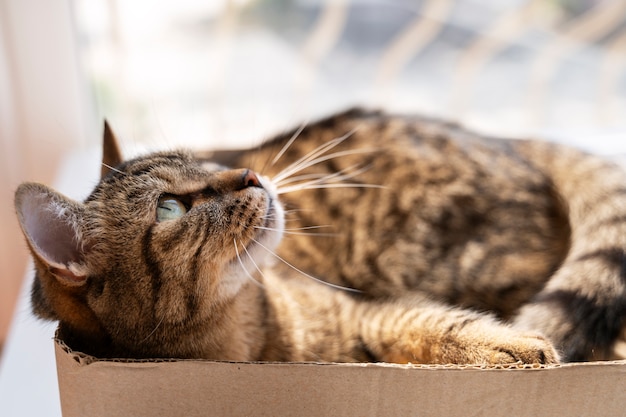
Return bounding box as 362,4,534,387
243,169,262,188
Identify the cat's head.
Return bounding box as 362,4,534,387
14,123,284,358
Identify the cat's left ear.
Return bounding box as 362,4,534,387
101,120,123,178
15,183,90,286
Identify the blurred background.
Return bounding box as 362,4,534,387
2,0,626,358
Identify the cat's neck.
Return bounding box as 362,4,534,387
196,281,269,361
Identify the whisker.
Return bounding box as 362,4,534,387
254,225,338,237
256,224,333,231
102,163,126,175
271,128,359,184
283,208,315,215
277,163,374,191
284,225,334,231
233,239,264,288
240,240,269,288
140,316,165,344
260,211,279,221
274,172,333,187
271,121,308,166
274,148,378,186
251,238,363,294
282,231,339,237
275,162,366,187
278,183,387,195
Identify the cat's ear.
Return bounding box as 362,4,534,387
15,183,89,286
101,120,123,178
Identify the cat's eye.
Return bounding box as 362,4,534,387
156,197,188,222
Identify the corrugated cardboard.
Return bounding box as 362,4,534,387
54,337,626,417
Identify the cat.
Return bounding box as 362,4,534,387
14,108,626,364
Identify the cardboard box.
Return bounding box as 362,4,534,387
54,337,626,417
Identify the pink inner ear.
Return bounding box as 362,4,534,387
21,191,84,268
51,266,86,285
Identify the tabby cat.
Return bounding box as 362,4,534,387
14,109,626,364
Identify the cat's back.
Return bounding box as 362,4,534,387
219,110,567,316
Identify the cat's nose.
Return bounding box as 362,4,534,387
242,169,262,189
213,169,264,193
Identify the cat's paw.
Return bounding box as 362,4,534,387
480,333,560,365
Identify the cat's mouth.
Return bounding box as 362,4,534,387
257,174,279,200
255,194,284,245
236,178,284,258
256,174,284,238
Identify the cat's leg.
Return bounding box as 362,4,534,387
512,255,626,362
357,294,559,365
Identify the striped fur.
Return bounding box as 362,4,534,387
14,109,626,363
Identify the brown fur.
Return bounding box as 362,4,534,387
14,109,626,363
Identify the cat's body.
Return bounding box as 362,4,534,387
15,109,626,364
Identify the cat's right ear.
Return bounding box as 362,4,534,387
14,183,89,286
102,120,123,178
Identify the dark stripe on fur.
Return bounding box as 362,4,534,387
185,227,208,319
576,248,626,282
536,290,626,361
141,226,163,313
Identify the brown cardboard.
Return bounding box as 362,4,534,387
54,338,626,417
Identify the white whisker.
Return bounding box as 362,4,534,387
285,225,333,231
273,172,332,187
282,231,339,237
254,225,338,237
240,240,269,288
257,224,333,231
271,128,359,184
283,208,315,215
140,316,165,344
278,164,374,193
275,162,366,188
273,148,376,186
260,212,279,221
102,163,126,175
251,238,363,294
278,183,386,195
271,121,308,166
233,239,264,288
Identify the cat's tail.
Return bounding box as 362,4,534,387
511,140,626,361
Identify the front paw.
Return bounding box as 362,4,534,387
384,328,560,365
478,333,560,365
431,321,561,365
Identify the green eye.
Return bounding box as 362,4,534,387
156,197,187,222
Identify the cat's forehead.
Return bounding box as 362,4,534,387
114,151,226,177
91,150,228,198
121,151,197,173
